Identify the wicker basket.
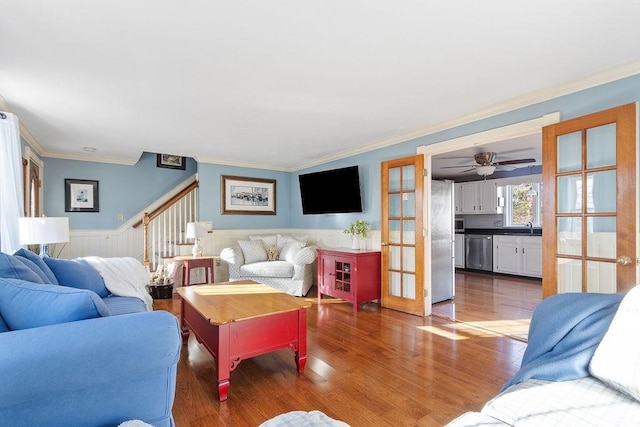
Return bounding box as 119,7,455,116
147,284,174,299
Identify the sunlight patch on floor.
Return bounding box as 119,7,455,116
418,318,531,342
417,325,468,340
464,318,531,340
307,356,335,378
417,322,501,340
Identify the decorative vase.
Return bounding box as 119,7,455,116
360,237,366,251
192,238,203,257
351,235,360,250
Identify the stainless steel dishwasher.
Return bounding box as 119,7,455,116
465,234,493,271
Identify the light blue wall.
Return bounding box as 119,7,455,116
43,152,197,229
197,163,291,229
39,74,640,232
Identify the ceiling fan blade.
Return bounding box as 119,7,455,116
495,165,516,171
493,158,536,166
493,148,536,157
461,168,477,173
440,164,476,169
436,155,473,161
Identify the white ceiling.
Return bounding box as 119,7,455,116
1,1,640,171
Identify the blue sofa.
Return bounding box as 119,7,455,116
0,250,181,427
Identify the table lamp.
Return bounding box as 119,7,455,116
186,222,207,257
18,217,70,257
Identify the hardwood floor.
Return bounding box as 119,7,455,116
154,281,530,427
433,271,542,341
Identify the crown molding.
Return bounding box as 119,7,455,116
18,125,46,156
194,154,292,172
42,151,139,165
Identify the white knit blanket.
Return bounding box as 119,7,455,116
82,256,153,311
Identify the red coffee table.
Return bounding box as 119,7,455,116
177,280,311,401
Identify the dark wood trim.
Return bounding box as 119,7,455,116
132,181,199,229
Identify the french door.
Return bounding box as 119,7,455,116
542,103,637,297
380,155,425,315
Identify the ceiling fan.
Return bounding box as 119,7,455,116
441,152,536,176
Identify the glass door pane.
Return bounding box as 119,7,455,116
557,217,582,256
557,258,582,293
587,217,616,258
586,171,616,213
557,131,582,172
586,123,616,168
557,175,582,213
586,261,616,293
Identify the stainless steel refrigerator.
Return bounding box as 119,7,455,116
431,180,455,303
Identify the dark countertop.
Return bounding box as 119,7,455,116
460,228,542,236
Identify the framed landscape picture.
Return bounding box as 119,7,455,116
221,175,276,215
157,153,186,170
65,179,99,212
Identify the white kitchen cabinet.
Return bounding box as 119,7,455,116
454,183,463,214
459,180,503,214
454,234,465,268
460,182,478,213
493,235,542,278
493,236,520,275
521,237,543,277
478,181,502,214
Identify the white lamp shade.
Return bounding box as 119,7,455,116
476,165,496,176
185,222,207,239
19,217,70,245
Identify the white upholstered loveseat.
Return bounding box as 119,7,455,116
220,235,317,296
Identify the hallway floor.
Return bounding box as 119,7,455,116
432,270,542,341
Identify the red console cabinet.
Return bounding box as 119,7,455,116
317,248,381,313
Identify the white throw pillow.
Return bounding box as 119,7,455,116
277,235,308,251
249,234,278,247
238,239,268,264
589,285,640,401
279,239,306,263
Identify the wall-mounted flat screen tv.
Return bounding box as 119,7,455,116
299,166,363,214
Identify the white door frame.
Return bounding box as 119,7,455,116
417,113,560,314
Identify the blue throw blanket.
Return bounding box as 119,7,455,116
501,292,624,392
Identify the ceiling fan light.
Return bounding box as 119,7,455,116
476,165,496,176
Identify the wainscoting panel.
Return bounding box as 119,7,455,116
57,227,381,286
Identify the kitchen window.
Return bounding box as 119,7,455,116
505,182,542,227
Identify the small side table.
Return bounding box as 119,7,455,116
174,255,218,286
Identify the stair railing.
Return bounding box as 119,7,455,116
133,181,199,269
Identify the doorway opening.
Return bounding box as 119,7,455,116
416,113,559,333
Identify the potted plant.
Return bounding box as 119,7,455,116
343,220,370,250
